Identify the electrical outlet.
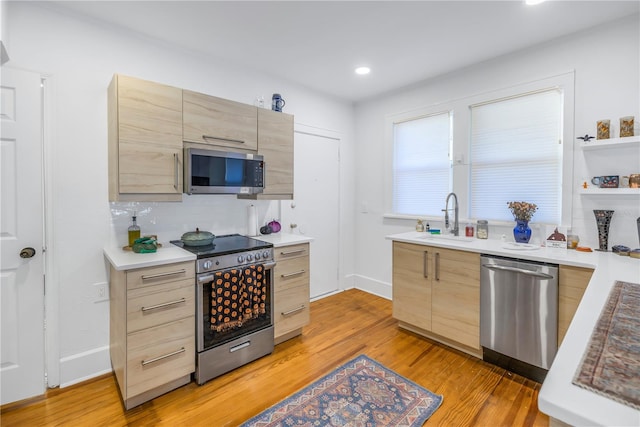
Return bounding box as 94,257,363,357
94,282,109,303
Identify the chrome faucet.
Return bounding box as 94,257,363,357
442,192,459,236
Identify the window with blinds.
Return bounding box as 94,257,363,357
392,112,451,216
470,89,563,224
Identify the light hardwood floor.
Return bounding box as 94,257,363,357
1,289,549,426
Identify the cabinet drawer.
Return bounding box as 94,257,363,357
127,261,195,291
274,285,310,337
274,256,309,292
275,243,309,261
183,90,258,150
127,279,195,333
126,316,195,398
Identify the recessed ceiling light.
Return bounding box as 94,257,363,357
525,0,545,5
355,67,371,75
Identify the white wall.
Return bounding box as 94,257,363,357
7,2,355,387
353,15,640,298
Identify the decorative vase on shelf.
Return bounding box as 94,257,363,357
513,219,532,243
593,210,614,251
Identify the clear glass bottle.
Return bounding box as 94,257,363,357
477,220,488,239
128,213,141,247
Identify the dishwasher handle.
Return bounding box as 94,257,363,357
482,263,554,280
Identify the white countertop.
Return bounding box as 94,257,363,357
104,244,196,271
252,233,314,247
386,231,640,426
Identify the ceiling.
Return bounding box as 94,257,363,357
47,1,639,103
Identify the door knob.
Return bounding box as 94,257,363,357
20,247,36,258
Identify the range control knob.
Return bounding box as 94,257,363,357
203,260,213,270
237,255,245,263
254,252,261,260
246,254,254,262
263,250,270,259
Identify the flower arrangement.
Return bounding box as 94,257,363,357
507,201,538,222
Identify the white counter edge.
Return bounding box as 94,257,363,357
252,234,314,247
104,244,196,271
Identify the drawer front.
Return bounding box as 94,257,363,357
274,256,309,292
127,261,195,291
127,279,195,333
126,316,195,398
274,285,310,338
274,243,309,262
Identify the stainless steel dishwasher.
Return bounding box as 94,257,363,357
480,255,558,383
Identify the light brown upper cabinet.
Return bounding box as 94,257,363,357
183,90,258,151
108,74,183,202
255,109,294,199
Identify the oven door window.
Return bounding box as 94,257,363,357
201,265,272,349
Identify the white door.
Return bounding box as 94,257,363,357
288,131,340,298
1,67,46,404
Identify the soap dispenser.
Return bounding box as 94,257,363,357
128,212,141,247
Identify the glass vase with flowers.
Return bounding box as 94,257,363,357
507,201,538,243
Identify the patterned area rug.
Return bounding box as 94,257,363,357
573,280,640,410
241,355,443,427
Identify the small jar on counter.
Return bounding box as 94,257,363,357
465,224,474,237
477,220,488,239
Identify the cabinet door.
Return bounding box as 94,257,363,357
183,90,258,150
257,109,294,199
431,248,480,350
392,242,432,331
108,74,183,201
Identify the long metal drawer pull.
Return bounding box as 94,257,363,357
423,250,428,279
282,305,305,317
173,153,179,190
482,264,554,280
435,252,440,281
141,347,185,366
141,269,186,280
230,341,251,353
281,269,306,278
141,298,186,312
202,135,245,144
280,249,305,256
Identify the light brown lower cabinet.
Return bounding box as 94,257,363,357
273,243,310,344
109,261,195,410
392,241,481,356
558,265,594,346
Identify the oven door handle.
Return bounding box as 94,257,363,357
197,262,275,283
197,274,215,284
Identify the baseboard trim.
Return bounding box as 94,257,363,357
352,274,391,300
59,345,112,388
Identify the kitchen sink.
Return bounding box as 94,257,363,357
416,234,475,243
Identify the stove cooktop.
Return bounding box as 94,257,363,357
170,234,272,258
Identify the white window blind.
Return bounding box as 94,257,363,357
470,89,562,224
393,112,451,216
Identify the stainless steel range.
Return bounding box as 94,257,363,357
172,234,275,385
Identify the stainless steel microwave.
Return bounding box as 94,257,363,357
184,148,264,195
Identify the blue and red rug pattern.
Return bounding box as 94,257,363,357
241,354,443,427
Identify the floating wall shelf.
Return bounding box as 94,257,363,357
580,135,640,151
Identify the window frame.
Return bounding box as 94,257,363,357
384,72,575,228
